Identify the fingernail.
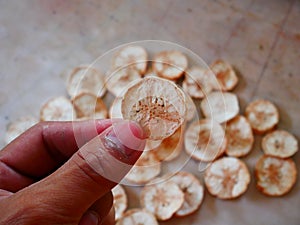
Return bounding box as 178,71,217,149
79,211,99,225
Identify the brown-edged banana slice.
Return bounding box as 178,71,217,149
152,51,188,80
121,76,186,140
4,116,38,144
150,126,183,162
210,59,238,91
262,130,298,158
116,209,158,225
169,171,204,217
255,155,297,196
204,157,250,199
140,180,184,221
225,115,254,157
245,99,279,134
200,91,239,124
185,119,227,162
112,184,128,221
72,92,108,119
182,67,214,99
40,96,76,121
125,151,161,184
106,68,142,97
112,45,148,75
66,65,106,98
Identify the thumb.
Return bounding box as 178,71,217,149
13,121,145,224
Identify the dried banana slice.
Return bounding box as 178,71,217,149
4,116,38,144
152,51,188,80
200,91,239,124
182,67,214,99
151,126,183,162
185,119,227,162
262,130,298,158
140,180,184,221
210,60,238,91
109,97,123,119
106,68,142,97
245,99,279,134
169,171,204,217
204,157,250,199
40,96,76,121
121,76,186,140
225,115,254,157
66,65,106,98
112,45,148,75
112,185,128,221
72,92,108,119
255,155,297,196
116,209,158,225
125,151,161,184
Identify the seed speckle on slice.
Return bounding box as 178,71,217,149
255,155,297,196
204,157,250,199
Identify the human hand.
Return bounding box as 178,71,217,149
0,119,145,225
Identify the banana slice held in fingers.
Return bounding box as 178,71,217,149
112,185,128,221
255,155,297,196
204,157,251,199
262,130,298,158
116,209,158,225
153,51,188,80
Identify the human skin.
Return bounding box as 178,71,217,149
0,119,145,225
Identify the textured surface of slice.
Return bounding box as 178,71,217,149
72,92,108,119
40,96,76,121
153,51,188,80
245,99,279,134
225,115,254,157
210,59,238,91
67,65,106,98
140,180,184,221
4,116,38,144
112,185,128,221
125,151,161,184
116,209,158,225
112,45,148,75
262,130,298,158
185,93,197,121
255,155,297,196
182,67,214,99
121,76,186,140
170,171,204,217
204,157,250,199
185,119,227,162
201,91,239,123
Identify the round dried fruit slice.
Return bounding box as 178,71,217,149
125,151,161,184
66,65,106,98
109,97,123,119
262,130,298,158
112,45,148,75
72,92,108,119
116,209,158,225
112,185,128,221
255,155,297,196
4,116,38,144
204,157,250,199
182,67,214,99
225,115,254,157
210,59,238,91
140,180,184,221
106,68,142,97
169,171,204,217
185,119,227,162
40,96,76,121
151,126,183,162
245,99,279,134
121,76,186,140
200,91,239,124
152,51,188,80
